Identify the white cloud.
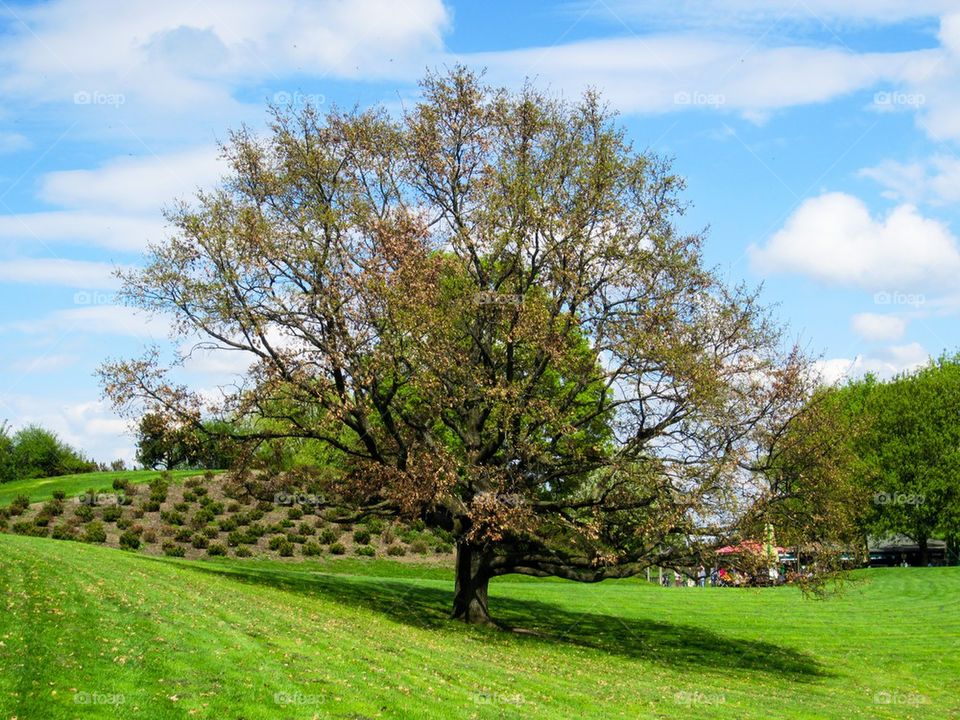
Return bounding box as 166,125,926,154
579,0,956,28
468,9,960,141
7,304,172,340
0,132,30,154
0,0,450,110
816,342,930,385
749,192,960,290
465,34,933,118
850,312,907,342
39,145,225,213
8,354,79,374
860,155,960,205
0,258,126,288
0,211,166,252
1,395,136,464
0,146,225,255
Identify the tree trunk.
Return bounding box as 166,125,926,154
918,535,928,566
451,543,495,626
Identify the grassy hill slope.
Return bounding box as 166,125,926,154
1,535,957,719
0,470,211,506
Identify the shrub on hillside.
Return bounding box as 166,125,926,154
190,508,215,529
352,529,371,545
101,506,122,523
83,522,107,543
50,523,77,540
160,510,185,526
386,544,406,557
297,522,314,536
278,540,295,557
318,528,339,545
148,481,168,504
409,540,430,555
74,505,94,522
302,541,322,556
218,517,238,532
191,534,209,549
141,529,157,544
175,528,193,543
329,542,346,555
207,543,227,556
364,517,385,534
234,546,252,557
162,542,185,557
356,545,375,557
52,490,66,500
119,530,141,550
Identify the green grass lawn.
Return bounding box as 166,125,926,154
1,535,957,719
0,470,214,506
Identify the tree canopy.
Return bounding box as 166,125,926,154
0,423,96,482
100,68,853,624
830,356,960,564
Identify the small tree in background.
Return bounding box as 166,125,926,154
833,357,960,565
6,425,95,480
101,68,855,625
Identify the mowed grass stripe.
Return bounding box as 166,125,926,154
1,534,958,719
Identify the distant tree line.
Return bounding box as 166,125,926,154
826,354,960,564
0,422,99,483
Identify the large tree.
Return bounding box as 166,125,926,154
835,358,960,565
100,69,851,624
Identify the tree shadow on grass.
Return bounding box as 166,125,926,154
181,561,829,682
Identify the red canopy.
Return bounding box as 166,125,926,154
715,541,787,555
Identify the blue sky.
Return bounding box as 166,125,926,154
1,0,960,462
